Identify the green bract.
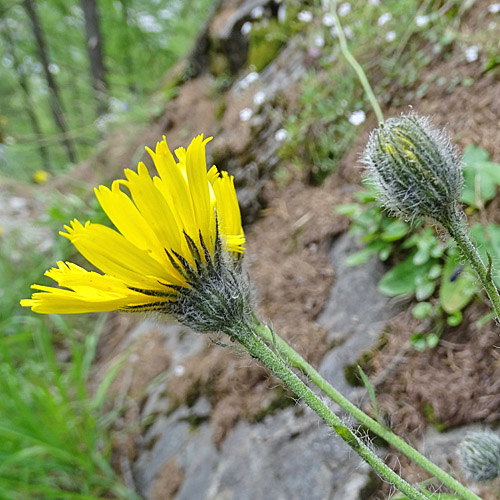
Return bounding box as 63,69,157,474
363,113,463,223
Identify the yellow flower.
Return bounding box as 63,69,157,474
33,170,49,184
21,135,246,317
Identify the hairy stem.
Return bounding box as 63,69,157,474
252,319,481,500
235,327,428,500
445,215,500,322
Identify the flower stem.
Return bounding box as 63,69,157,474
444,215,500,322
235,327,428,500
252,320,481,500
330,2,384,124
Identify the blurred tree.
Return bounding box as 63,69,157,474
80,0,109,115
0,19,51,171
117,0,136,95
23,0,77,164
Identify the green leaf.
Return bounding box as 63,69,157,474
463,144,490,164
380,220,409,242
354,189,377,203
357,365,381,424
428,263,442,280
378,254,434,297
470,223,500,288
461,162,500,207
439,251,479,313
415,279,436,301
447,310,462,326
345,247,376,266
460,146,500,208
426,333,440,349
411,333,427,351
334,203,360,216
412,302,433,319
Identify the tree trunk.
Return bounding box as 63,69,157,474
1,21,51,171
118,0,136,95
80,0,108,115
23,0,77,164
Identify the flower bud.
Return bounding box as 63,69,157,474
362,113,463,223
457,430,500,481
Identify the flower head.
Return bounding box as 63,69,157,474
21,135,251,333
458,430,500,481
362,112,463,223
33,169,49,184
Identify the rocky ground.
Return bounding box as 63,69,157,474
4,0,500,498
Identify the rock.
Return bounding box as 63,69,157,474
135,406,375,500
213,36,309,223
318,232,401,398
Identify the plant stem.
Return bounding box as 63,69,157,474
330,2,384,124
252,320,481,500
445,215,500,322
235,327,428,500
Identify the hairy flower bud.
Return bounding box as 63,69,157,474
457,430,500,481
362,112,463,223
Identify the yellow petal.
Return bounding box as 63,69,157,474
122,163,185,254
186,135,214,252
20,261,173,314
94,182,166,265
210,169,245,253
61,220,181,287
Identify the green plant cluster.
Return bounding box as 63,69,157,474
279,0,465,184
0,193,134,498
336,145,500,350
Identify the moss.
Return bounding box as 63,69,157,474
214,99,227,121
248,20,285,72
422,402,447,432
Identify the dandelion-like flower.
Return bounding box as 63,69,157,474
362,112,463,224
21,135,252,335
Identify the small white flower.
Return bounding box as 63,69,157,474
48,63,59,74
251,6,264,19
322,13,335,26
415,15,429,26
174,365,185,376
386,30,396,42
378,13,392,26
298,10,313,22
278,5,287,23
315,35,325,47
158,8,173,19
465,45,479,62
241,21,252,35
253,91,266,105
489,21,497,29
338,2,351,16
369,0,380,5
343,26,353,39
330,26,339,38
488,3,500,13
275,128,289,142
348,110,366,126
240,108,253,122
238,71,259,90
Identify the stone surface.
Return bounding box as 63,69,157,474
135,405,375,500
318,232,400,398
